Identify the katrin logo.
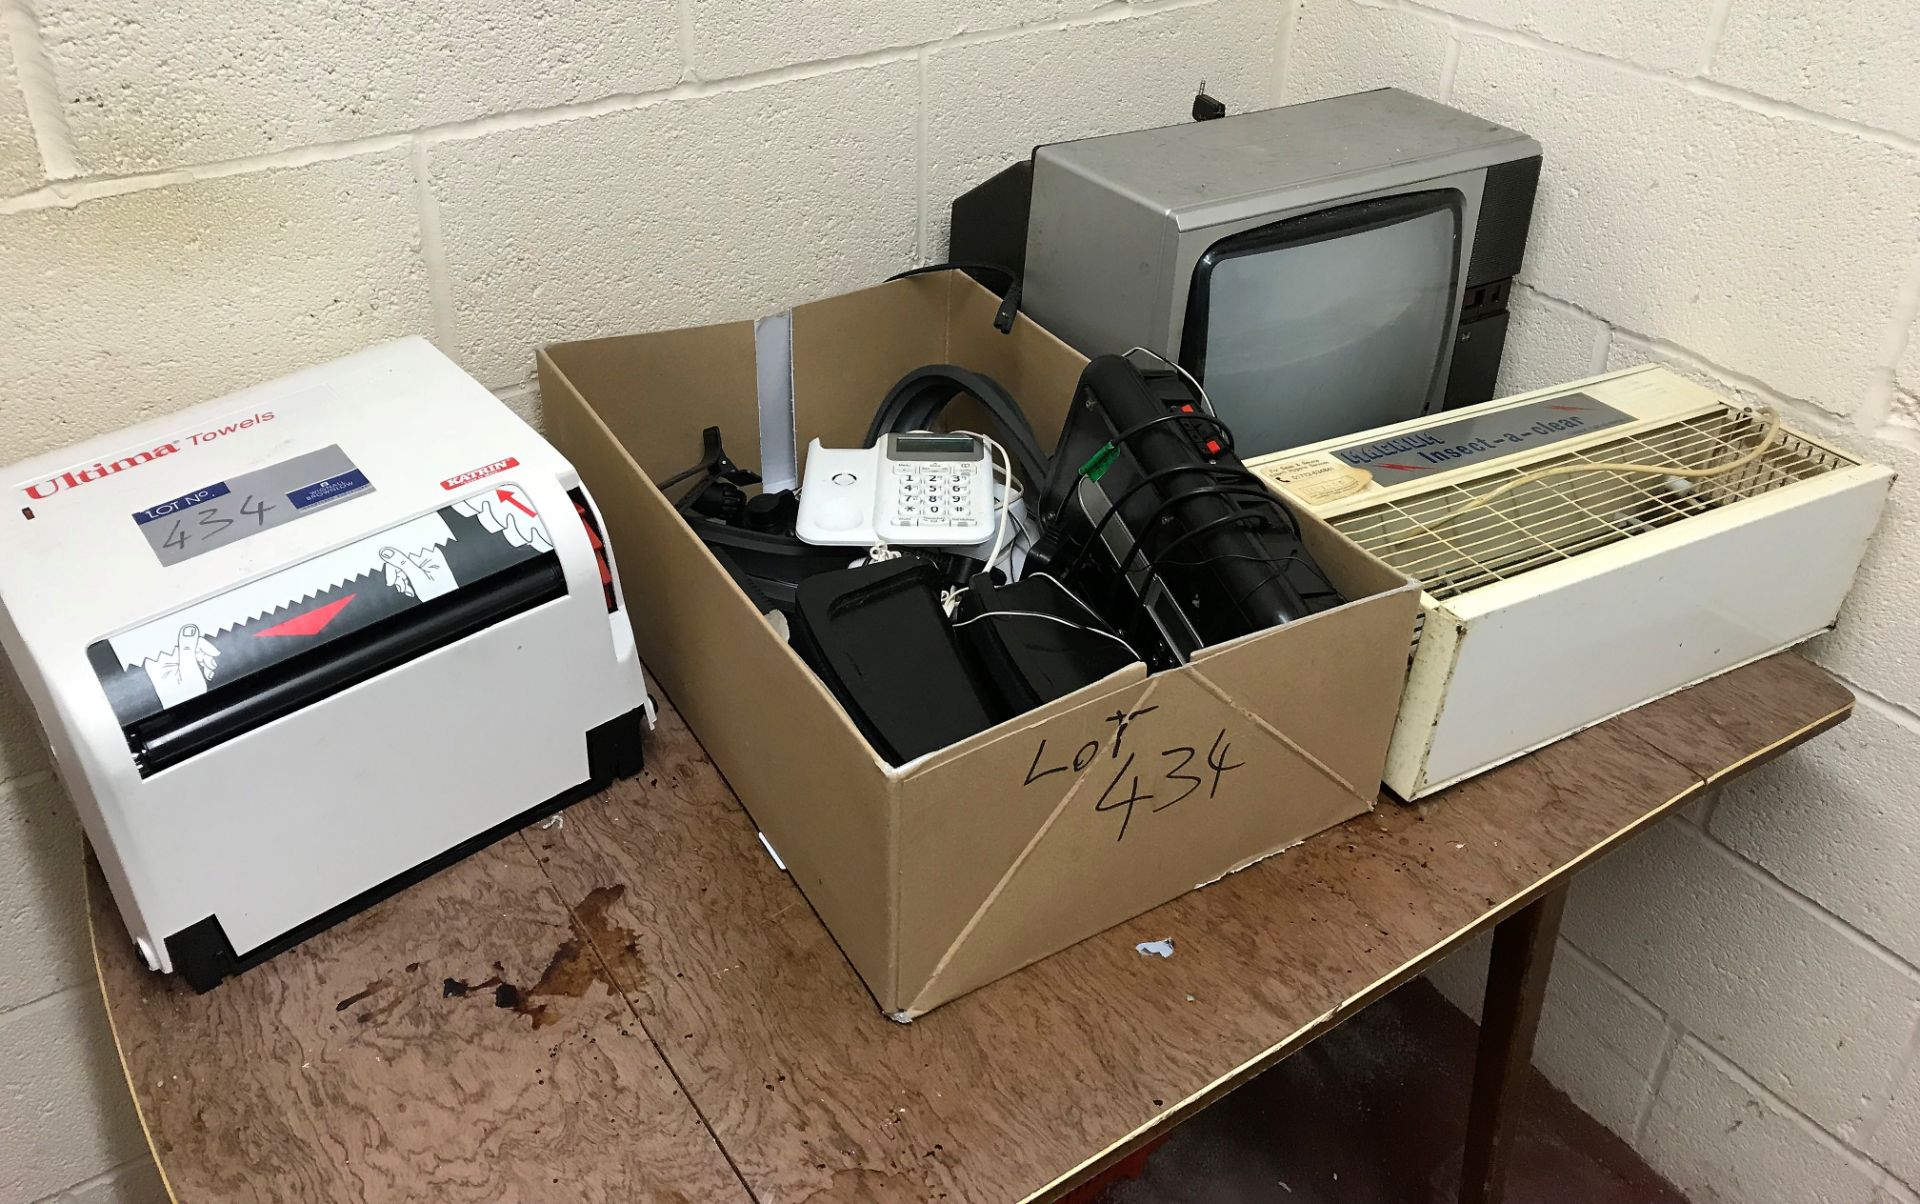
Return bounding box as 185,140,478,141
20,443,181,501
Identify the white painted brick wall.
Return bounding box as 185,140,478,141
1563,820,1920,1137
1291,2,1920,1197
1427,931,1672,1137
0,25,38,194
1712,703,1920,968
1874,1063,1920,1190
0,153,432,459
1280,0,1449,106
924,0,1281,255
1452,39,1920,418
1415,0,1716,72
0,777,89,1014
0,989,148,1204
0,3,1285,1198
1641,1039,1886,1204
686,0,1098,80
432,62,922,388
37,0,685,172
1902,313,1920,397
1710,0,1920,142
1493,283,1608,396
0,665,51,788
40,1163,168,1204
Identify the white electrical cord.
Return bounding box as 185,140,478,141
918,429,1018,617
952,609,1141,661
949,570,1144,662
1455,406,1784,515
1026,571,1113,625
951,429,1015,577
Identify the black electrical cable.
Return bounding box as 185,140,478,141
1219,555,1338,614
1111,509,1278,631
1112,547,1337,614
1122,525,1340,637
1110,505,1272,598
1094,482,1301,584
1063,464,1246,572
1062,464,1296,576
1098,409,1239,456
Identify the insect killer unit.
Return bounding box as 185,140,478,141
1246,365,1891,800
0,338,652,990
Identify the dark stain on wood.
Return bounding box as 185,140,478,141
89,653,1850,1204
509,884,644,1029
439,885,642,1030
333,979,386,1012
440,973,501,999
528,654,1852,1204
88,838,749,1203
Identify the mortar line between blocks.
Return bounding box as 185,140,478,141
0,767,56,797
410,138,457,355
1849,687,1920,739
1539,293,1846,424
1697,0,1738,76
1437,28,1462,103
1855,1004,1920,1151
1363,0,1920,156
1689,823,1920,985
0,981,92,1027
1678,1031,1914,1189
0,130,414,214
1630,1018,1683,1144
675,0,697,83
1587,321,1614,375
1,0,76,178
0,0,1219,216
1271,0,1302,102
38,1157,153,1204
1555,938,1669,1026
1862,250,1920,429
915,48,930,264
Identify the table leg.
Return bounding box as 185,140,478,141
1459,885,1569,1204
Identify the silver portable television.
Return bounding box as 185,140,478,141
949,88,1542,457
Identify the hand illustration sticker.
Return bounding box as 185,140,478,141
455,488,553,553
381,545,458,601
143,623,220,707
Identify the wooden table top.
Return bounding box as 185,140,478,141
92,653,1853,1204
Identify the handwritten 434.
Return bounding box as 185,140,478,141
1023,705,1246,842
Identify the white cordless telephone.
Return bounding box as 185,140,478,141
796,434,997,547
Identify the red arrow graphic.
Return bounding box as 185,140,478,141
498,487,536,518
255,594,356,638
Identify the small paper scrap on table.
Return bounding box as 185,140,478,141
1136,938,1175,958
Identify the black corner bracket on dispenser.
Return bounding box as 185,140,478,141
163,705,649,993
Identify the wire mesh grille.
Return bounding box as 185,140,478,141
1330,411,1853,602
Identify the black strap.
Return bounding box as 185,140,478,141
865,365,1050,490
886,263,1023,334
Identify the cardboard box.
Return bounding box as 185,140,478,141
539,272,1420,1018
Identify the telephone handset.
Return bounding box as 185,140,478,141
795,434,996,547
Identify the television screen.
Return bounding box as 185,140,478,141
1185,193,1461,457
